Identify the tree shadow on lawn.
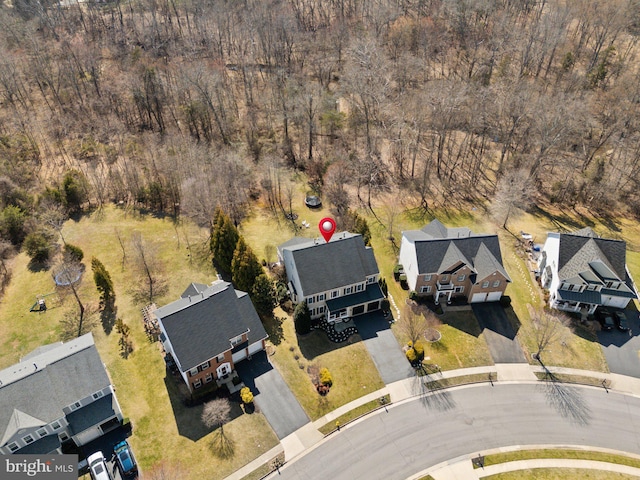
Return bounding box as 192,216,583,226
261,314,284,346
530,204,621,234
163,373,243,442
100,300,117,335
297,329,349,360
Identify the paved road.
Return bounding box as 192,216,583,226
472,303,527,363
355,312,414,384
235,351,309,439
273,383,640,480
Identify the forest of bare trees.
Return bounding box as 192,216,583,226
1,0,640,251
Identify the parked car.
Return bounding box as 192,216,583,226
87,451,112,480
114,440,138,478
596,308,615,331
614,310,630,331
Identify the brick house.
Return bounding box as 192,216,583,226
399,220,511,304
538,227,637,314
278,232,384,323
155,280,268,394
0,333,124,455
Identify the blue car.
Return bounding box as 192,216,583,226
113,440,138,478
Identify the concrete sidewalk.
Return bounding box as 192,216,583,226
223,363,640,480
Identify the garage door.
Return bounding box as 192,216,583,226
232,349,247,363
487,291,502,302
248,341,264,356
471,293,487,303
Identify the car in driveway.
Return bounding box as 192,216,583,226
596,308,615,331
613,310,630,331
87,451,112,480
114,440,138,478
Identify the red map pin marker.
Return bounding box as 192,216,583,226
319,217,336,243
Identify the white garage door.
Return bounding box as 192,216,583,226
248,341,264,356
487,291,503,302
232,349,247,363
471,293,487,303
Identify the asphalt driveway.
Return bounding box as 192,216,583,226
235,351,309,439
354,311,414,384
597,309,640,378
471,303,527,363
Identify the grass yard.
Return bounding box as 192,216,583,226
484,468,636,479
268,309,385,421
0,205,279,479
479,449,640,469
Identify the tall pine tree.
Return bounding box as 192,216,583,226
251,274,276,317
231,238,263,293
210,208,239,273
91,257,114,306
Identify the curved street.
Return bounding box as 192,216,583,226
273,382,640,480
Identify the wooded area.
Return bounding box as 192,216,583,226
1,0,640,260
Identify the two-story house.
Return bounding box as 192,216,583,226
399,219,511,304
538,227,637,314
278,232,384,323
0,333,124,455
155,280,268,394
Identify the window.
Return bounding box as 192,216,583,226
58,432,69,442
310,308,315,316
317,293,325,301
420,286,432,293
70,401,81,411
457,274,466,282
344,286,353,295
200,361,210,370
492,281,501,288
482,281,489,288
367,276,376,284
454,286,464,293
205,373,213,383
23,435,34,444
92,391,104,400
356,283,363,292
189,367,198,376
217,354,225,363
51,421,61,430
318,306,325,314
193,379,202,389
8,442,18,452
37,428,47,438
423,274,432,282
331,290,339,298
307,296,315,304
230,335,243,346
440,275,449,282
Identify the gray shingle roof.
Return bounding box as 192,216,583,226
279,233,379,296
66,394,116,435
0,334,110,447
410,228,511,281
557,233,627,281
155,281,268,372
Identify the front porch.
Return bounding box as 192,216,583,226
552,289,599,315
216,371,244,394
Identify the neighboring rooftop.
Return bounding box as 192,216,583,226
155,281,268,371
557,231,628,281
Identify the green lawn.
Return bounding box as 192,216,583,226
0,206,279,479
484,469,636,479
268,309,385,421
479,448,640,469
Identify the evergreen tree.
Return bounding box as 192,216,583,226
91,257,114,305
293,301,312,335
210,209,239,273
251,274,276,317
232,238,263,292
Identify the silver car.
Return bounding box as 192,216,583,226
87,451,112,480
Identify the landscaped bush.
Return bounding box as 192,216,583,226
63,243,84,263
319,367,332,387
379,277,388,296
399,274,408,290
393,264,404,281
240,387,254,405
409,291,417,300
381,298,390,313
500,295,511,307
294,301,312,335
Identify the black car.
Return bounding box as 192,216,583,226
114,440,138,478
614,310,630,331
596,308,615,331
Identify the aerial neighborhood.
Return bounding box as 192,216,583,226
3,1,640,479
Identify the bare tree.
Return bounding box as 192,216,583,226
202,398,231,433
529,306,573,363
399,304,439,347
146,461,188,480
55,261,88,338
131,232,166,303
490,168,535,231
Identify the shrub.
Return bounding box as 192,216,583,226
294,301,312,335
405,347,418,364
319,367,332,387
413,340,425,358
63,243,84,263
379,277,388,297
23,232,51,263
500,295,511,307
381,298,390,312
240,387,254,404
393,264,404,281
409,291,417,300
